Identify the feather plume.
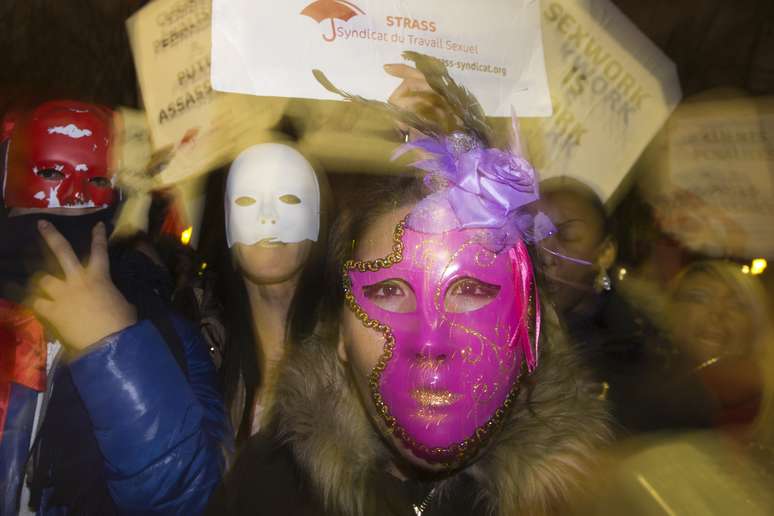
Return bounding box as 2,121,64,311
312,69,443,139
402,51,493,145
313,51,497,147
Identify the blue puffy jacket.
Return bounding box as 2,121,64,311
27,318,231,516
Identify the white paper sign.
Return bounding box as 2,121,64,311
522,0,681,204
211,0,552,117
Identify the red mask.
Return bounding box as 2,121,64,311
2,100,118,209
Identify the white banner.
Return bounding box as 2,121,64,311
522,0,682,204
211,0,552,117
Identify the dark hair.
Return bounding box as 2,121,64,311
210,157,334,445
319,174,426,327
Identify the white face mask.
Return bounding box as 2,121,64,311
225,144,320,247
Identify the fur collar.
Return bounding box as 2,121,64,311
271,314,611,516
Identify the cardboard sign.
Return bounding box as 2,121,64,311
641,96,774,259
126,0,287,186
211,0,552,117
521,0,681,205
111,107,154,194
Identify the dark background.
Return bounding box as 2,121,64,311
1,0,771,110
2,0,773,266
2,0,772,290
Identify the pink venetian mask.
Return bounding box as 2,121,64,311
344,219,539,465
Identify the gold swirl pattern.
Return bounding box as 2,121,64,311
342,219,521,467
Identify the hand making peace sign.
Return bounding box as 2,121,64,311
31,220,137,352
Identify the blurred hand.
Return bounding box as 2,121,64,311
384,63,458,138
31,220,137,351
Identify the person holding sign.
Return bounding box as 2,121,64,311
207,54,609,516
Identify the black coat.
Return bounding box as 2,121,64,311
207,433,482,516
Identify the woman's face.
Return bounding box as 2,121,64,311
538,189,607,313
225,143,320,285
233,240,313,285
225,143,321,249
339,205,536,469
670,270,756,362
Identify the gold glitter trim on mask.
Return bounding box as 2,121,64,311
474,248,497,268
411,388,463,407
342,218,522,468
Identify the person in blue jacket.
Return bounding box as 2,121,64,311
28,221,230,515
0,100,231,515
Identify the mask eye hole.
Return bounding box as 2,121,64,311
444,277,501,313
279,194,301,205
361,278,416,313
36,168,64,181
89,177,112,188
235,196,256,206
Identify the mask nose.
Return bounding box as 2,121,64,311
413,320,453,365
405,322,455,388
58,175,91,206
257,192,279,226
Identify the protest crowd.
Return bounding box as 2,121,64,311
1,1,773,515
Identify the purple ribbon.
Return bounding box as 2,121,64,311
394,133,554,246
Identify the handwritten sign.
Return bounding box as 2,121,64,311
641,96,774,259
126,0,287,186
521,0,681,204
211,0,552,117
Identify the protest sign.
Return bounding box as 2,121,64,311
211,0,552,117
126,0,287,186
111,107,154,193
522,0,681,205
640,96,774,259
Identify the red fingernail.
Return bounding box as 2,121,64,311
38,220,49,230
